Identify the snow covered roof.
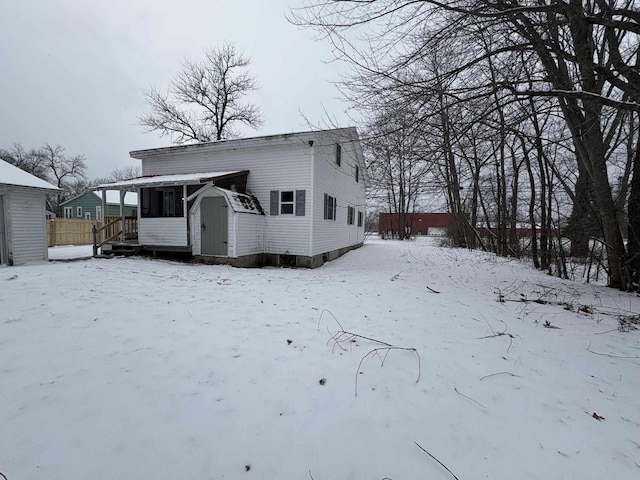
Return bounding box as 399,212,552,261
0,159,59,191
129,127,358,159
96,171,248,189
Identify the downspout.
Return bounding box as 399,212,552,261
308,139,315,257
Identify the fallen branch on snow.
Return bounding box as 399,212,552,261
355,347,421,397
477,316,516,354
480,371,520,381
454,387,486,409
319,309,393,353
318,310,421,397
414,442,461,480
587,341,639,359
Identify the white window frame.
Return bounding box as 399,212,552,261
85,212,92,220
96,205,102,221
63,207,73,218
347,206,355,225
280,191,294,215
324,194,337,221
76,206,82,218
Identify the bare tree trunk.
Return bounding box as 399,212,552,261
627,136,640,289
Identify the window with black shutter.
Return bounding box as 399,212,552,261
270,189,306,216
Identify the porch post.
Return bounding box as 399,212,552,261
101,190,107,244
120,190,125,242
184,184,190,245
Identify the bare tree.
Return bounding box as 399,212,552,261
365,107,434,239
0,144,48,180
139,43,264,144
39,143,87,215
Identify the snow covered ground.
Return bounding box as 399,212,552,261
2,238,639,480
48,245,93,260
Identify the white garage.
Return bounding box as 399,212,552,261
0,160,59,266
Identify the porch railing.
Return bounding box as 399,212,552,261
92,216,138,256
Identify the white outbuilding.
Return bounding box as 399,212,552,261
0,159,60,266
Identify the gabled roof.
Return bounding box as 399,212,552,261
95,171,249,189
0,159,59,191
218,188,264,215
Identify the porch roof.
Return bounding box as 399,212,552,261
95,170,249,190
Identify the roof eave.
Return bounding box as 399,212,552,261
129,127,358,159
94,170,249,190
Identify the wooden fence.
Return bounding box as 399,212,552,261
47,217,138,247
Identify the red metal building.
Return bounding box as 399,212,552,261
378,213,456,236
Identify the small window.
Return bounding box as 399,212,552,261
324,194,337,221
355,165,359,183
358,211,363,227
336,144,342,166
64,207,73,218
347,206,355,225
85,212,91,220
76,206,82,218
280,191,294,214
96,206,102,221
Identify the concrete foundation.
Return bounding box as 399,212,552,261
194,242,364,268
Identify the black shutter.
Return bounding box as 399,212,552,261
295,190,306,216
324,194,328,219
270,190,279,216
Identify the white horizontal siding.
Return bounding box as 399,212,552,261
311,131,366,256
236,214,265,256
142,140,313,256
4,187,48,265
139,217,188,246
190,210,203,256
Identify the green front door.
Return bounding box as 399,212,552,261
200,196,228,256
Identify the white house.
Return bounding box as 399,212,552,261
0,159,60,266
97,127,367,267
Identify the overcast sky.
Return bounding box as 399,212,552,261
0,0,353,179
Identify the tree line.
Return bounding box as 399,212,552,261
291,0,640,291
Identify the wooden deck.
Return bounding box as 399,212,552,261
101,241,192,256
